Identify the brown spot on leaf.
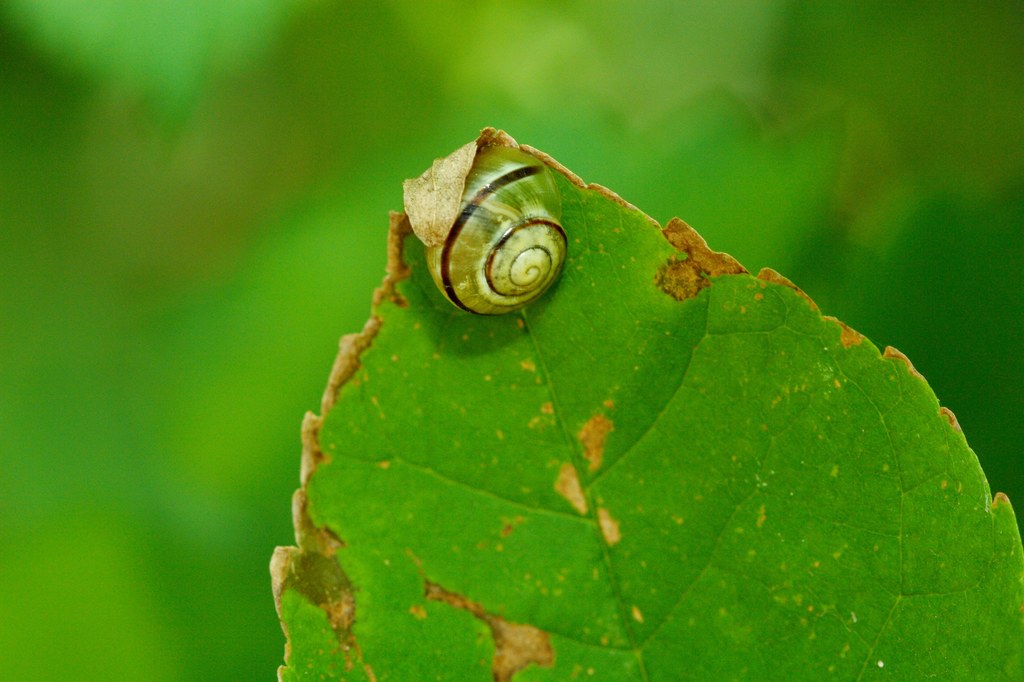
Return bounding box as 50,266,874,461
940,406,962,431
540,402,554,415
631,606,644,623
555,463,588,515
823,315,865,348
578,414,614,472
520,359,536,372
883,346,924,381
993,492,1011,510
657,218,747,301
757,268,819,310
598,508,621,546
756,504,767,529
425,581,554,681
500,516,525,537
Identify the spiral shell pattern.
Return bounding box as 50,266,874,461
425,146,566,315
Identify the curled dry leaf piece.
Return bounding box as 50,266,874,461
403,128,524,248
402,141,477,248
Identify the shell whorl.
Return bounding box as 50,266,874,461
426,146,565,315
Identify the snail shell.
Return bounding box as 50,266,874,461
425,146,566,315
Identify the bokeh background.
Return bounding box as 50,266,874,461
1,1,1021,679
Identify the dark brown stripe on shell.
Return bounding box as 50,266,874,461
440,162,542,313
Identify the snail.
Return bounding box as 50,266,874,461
423,146,566,315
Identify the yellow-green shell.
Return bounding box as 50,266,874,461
425,146,565,315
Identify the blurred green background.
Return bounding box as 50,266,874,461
1,1,1020,679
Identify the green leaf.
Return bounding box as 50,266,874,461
274,138,1024,679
